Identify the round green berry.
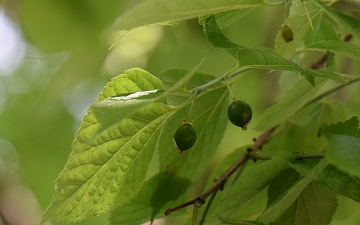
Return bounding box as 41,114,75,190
227,100,252,130
173,121,196,153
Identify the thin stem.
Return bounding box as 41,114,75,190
198,190,219,225
301,0,314,31
283,0,288,23
190,67,250,93
192,199,203,225
187,92,198,121
225,79,236,100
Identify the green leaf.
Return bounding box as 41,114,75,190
327,134,360,178
309,0,360,39
114,0,268,30
304,18,360,59
210,157,289,220
109,168,192,225
275,1,322,58
290,161,360,204
256,158,329,224
205,15,240,48
318,116,359,137
157,72,229,189
199,8,256,30
41,72,174,223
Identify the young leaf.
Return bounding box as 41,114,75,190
256,158,329,224
114,0,267,30
210,157,289,220
290,161,360,204
41,71,174,223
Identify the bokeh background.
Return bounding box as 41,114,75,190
0,1,359,225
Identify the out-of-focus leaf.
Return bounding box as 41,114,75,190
114,0,268,30
308,0,360,39
199,8,256,30
304,18,360,59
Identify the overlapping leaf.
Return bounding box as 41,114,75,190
256,158,329,224
41,69,174,223
304,17,360,59
266,168,337,225
210,157,289,220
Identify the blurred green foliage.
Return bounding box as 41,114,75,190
0,0,359,225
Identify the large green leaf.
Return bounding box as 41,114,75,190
275,1,322,59
256,158,329,224
209,157,289,220
41,70,174,223
266,168,337,225
290,161,360,204
113,0,269,30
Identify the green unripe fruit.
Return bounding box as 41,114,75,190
227,100,252,130
173,121,196,153
281,24,294,43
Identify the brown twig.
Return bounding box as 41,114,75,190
164,126,278,216
311,34,353,69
